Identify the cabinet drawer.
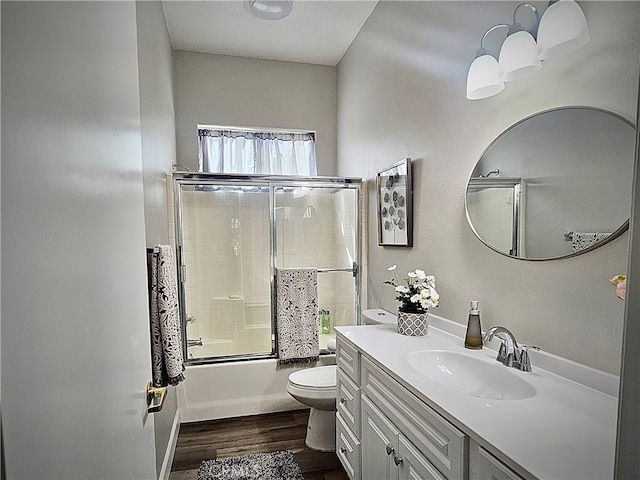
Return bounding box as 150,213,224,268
337,412,361,480
477,447,525,480
337,367,361,435
336,336,360,385
362,356,467,480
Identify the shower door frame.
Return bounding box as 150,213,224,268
173,172,362,365
467,176,522,257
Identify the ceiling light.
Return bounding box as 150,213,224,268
249,0,293,21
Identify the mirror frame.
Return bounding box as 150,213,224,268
465,106,634,261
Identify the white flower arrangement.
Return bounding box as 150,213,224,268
385,265,439,313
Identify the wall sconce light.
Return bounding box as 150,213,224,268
466,24,509,100
466,0,590,100
537,0,590,60
498,4,542,82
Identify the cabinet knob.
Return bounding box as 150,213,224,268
385,443,394,456
394,456,404,466
340,397,346,404
340,447,347,454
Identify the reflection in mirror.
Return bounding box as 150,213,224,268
467,177,522,256
465,107,636,260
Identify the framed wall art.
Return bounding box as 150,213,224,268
377,158,413,247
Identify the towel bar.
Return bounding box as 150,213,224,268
317,262,358,277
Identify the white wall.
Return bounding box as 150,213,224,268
135,2,179,478
138,1,176,246
337,1,640,374
2,2,158,478
173,51,338,175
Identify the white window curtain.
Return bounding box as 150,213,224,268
198,129,318,176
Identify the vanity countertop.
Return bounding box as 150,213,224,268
335,315,619,480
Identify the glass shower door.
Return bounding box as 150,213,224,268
466,177,522,257
274,185,359,351
175,174,361,363
176,181,273,361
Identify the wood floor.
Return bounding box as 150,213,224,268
169,409,349,480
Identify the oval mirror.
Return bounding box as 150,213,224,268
465,107,636,260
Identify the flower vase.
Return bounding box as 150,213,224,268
397,310,428,336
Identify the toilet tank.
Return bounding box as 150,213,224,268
361,309,396,325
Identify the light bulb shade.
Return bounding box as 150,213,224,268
499,31,542,82
537,0,590,60
466,54,505,100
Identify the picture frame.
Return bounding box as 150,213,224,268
377,158,413,247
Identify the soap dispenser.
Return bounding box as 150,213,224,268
464,300,483,350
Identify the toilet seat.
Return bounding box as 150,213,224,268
288,365,336,391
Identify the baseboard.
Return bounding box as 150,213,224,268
158,408,181,480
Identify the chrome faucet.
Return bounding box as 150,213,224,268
187,337,203,347
483,326,539,372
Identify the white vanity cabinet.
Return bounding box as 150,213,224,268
335,319,618,480
336,335,468,480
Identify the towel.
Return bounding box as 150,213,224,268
150,245,185,387
571,232,611,253
276,268,319,365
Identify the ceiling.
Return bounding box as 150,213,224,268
162,1,379,66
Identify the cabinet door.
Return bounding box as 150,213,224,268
397,435,447,480
362,396,399,480
361,357,467,479
477,447,524,480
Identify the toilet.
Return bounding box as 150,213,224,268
286,364,337,451
362,308,396,325
285,310,394,452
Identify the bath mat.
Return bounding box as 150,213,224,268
197,450,304,480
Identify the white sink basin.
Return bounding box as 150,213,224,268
406,350,537,400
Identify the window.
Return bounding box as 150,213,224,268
198,126,317,176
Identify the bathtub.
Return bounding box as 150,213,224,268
186,338,234,359
176,353,336,422
187,333,335,361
